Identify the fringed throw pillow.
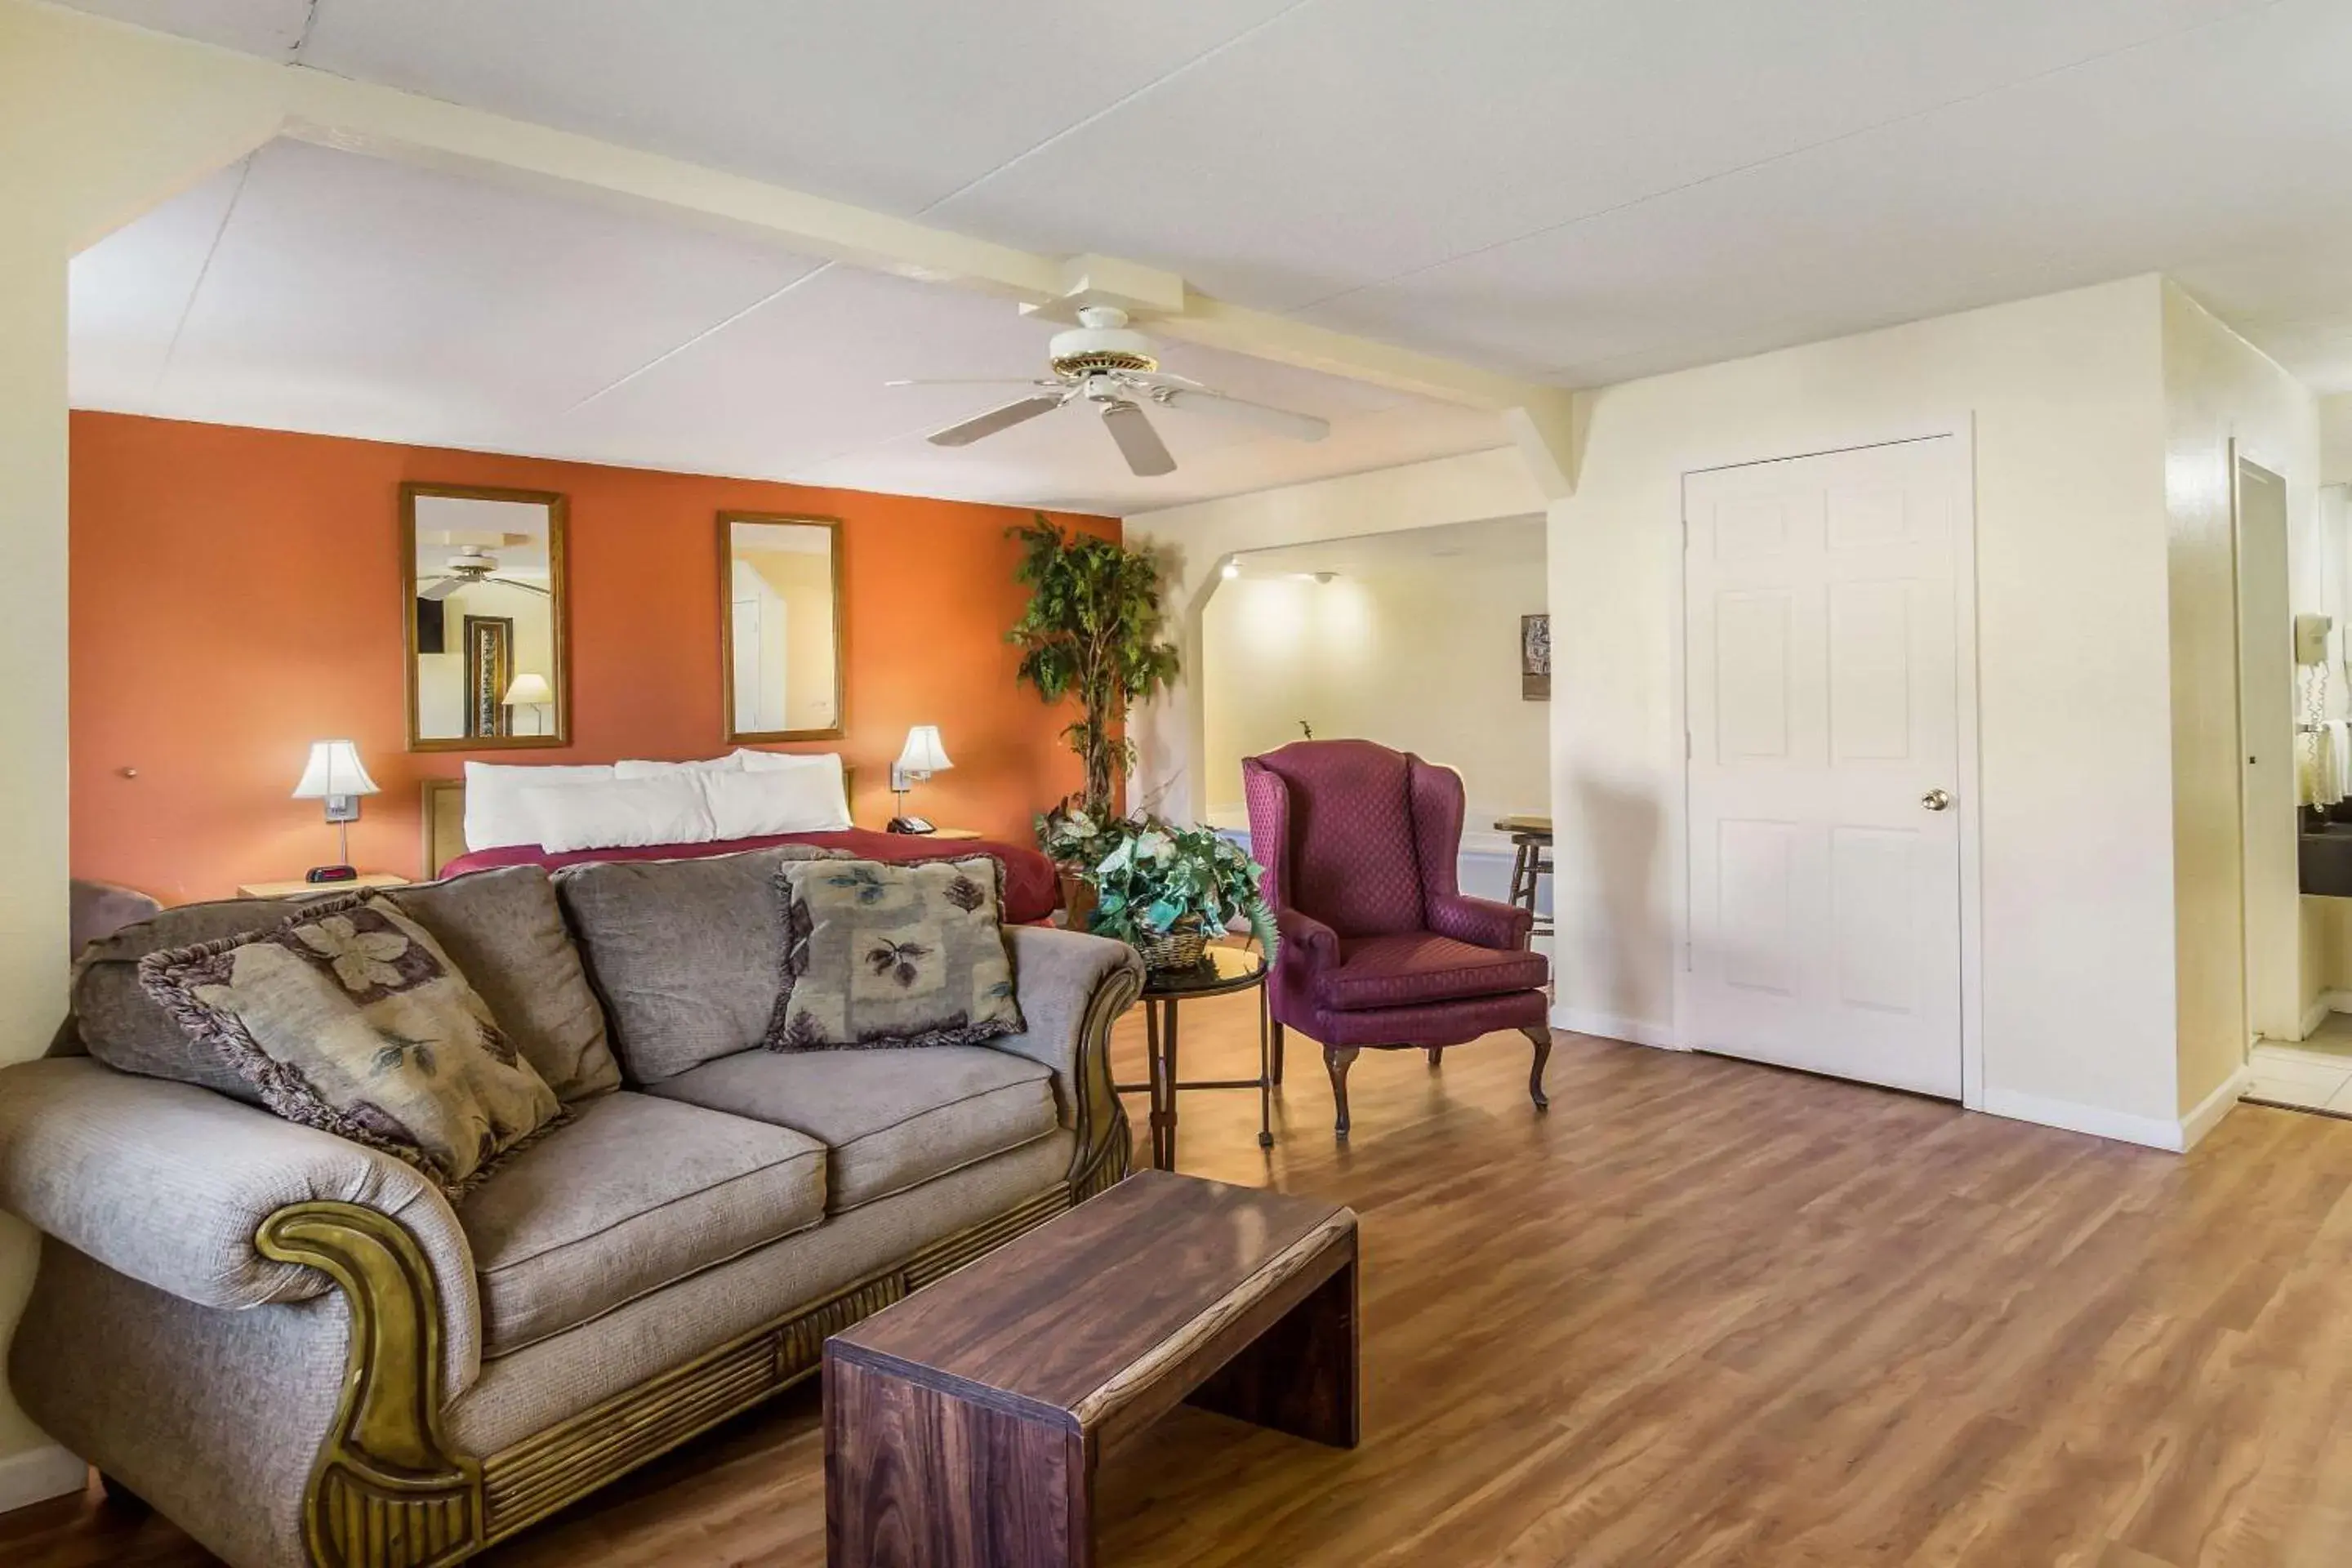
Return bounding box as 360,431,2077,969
765,857,1022,1050
138,895,564,1194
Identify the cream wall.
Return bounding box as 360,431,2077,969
1200,552,1550,830
1549,275,2186,1138
1,1,290,1494
2158,282,2319,1117
2321,395,2352,487
1125,446,1545,822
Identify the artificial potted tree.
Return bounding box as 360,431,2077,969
1007,515,1181,924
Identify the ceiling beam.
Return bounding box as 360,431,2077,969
272,65,1570,425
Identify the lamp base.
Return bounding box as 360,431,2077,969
305,865,359,884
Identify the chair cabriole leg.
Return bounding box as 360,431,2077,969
1325,1045,1359,1138
1522,1024,1552,1110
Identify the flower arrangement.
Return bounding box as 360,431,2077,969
1039,808,1278,969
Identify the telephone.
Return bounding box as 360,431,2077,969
2296,612,2334,666
885,816,936,835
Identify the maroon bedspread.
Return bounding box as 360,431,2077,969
439,829,1061,924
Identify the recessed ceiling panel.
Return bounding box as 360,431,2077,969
74,138,825,449
68,140,1503,513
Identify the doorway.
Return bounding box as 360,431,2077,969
1681,436,1973,1098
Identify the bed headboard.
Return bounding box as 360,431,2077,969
421,764,859,879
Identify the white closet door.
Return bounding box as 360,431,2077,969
1684,439,1965,1097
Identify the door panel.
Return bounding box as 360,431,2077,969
1686,439,1965,1097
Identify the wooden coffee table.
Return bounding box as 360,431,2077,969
824,1169,1359,1566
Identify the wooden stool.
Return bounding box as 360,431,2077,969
1506,828,1553,937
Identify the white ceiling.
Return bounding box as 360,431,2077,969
60,0,2352,508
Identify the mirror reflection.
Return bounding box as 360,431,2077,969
720,513,844,742
403,484,568,750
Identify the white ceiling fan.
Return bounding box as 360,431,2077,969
888,307,1330,477
416,533,550,600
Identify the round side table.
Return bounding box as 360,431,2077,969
1112,945,1272,1170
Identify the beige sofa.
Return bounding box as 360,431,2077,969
0,853,1140,1568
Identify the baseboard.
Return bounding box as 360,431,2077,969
2302,994,2332,1040
1551,1003,1683,1050
2323,989,2352,1017
0,1442,86,1514
2179,1065,2251,1152
1976,1081,2246,1155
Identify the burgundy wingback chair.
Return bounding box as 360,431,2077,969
1243,739,1552,1138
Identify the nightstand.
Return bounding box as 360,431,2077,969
235,873,410,900
921,827,984,841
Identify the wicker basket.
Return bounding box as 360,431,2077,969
1133,920,1209,974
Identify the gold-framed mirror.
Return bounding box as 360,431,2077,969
719,511,844,742
401,483,571,751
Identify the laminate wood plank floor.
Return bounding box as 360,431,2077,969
11,991,2352,1566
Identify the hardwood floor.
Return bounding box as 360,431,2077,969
11,991,2352,1566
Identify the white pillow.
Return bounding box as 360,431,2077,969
521,775,719,854
613,755,745,780
462,760,617,851
702,766,854,838
732,748,836,774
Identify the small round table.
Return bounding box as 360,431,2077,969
1113,946,1272,1170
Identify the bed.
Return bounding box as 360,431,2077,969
421,776,1062,924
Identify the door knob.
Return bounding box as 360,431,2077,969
1921,788,1952,812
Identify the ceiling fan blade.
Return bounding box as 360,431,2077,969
1102,401,1176,477
1152,386,1330,443
417,577,466,601
927,395,1065,447
491,578,552,597
887,378,1062,389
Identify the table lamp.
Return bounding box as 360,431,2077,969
292,739,381,882
502,672,553,736
889,724,952,834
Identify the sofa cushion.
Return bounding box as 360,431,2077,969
648,1046,1058,1213
554,846,843,1084
136,896,564,1195
74,896,310,1102
385,866,620,1103
460,1092,825,1356
768,857,1022,1051
1314,932,1549,1013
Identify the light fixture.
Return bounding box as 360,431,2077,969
888,724,954,834
502,671,554,735
1221,557,1241,580
291,739,381,881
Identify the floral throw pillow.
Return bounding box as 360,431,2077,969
138,896,563,1194
765,857,1023,1050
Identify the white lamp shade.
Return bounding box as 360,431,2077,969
895,724,953,774
292,740,380,800
503,672,554,705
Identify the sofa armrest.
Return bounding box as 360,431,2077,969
991,927,1143,1191
0,1057,483,1392
1428,892,1534,951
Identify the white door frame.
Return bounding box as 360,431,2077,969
1666,418,1986,1110
2230,444,2295,1053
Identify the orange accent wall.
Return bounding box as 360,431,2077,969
69,412,1116,904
